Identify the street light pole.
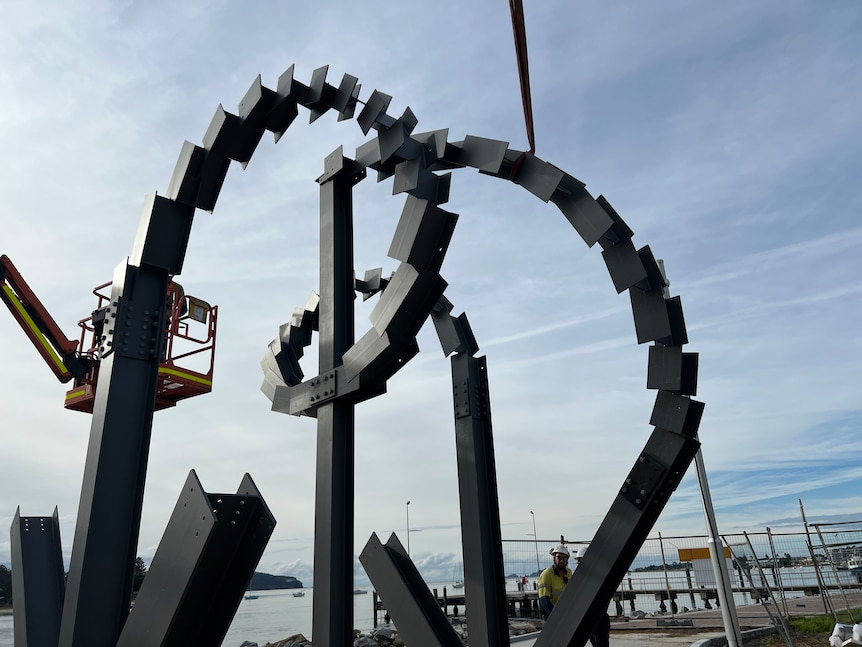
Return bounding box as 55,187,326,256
530,511,540,576
406,501,411,556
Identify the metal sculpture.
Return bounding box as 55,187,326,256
9,64,702,647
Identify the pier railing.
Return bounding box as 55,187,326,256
372,525,862,627
500,524,862,622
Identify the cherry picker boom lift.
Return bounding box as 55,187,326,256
1,254,218,412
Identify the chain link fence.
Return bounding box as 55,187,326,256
501,523,862,623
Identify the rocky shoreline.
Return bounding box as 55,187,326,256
238,617,543,646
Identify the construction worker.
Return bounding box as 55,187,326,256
538,544,572,619
538,544,610,647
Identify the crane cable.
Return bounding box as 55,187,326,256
509,0,536,155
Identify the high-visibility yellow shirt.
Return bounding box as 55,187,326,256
537,565,572,605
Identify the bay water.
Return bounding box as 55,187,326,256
1,567,857,646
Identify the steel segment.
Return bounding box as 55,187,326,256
192,105,237,211
377,119,412,165
116,469,216,645
387,196,458,273
595,194,636,248
431,297,464,356
399,106,419,134
341,328,397,384
166,140,207,206
260,367,283,402
510,152,566,202
635,245,669,293
332,73,359,115
309,93,334,124
646,344,684,391
355,137,382,170
360,533,463,647
357,89,393,135
117,470,274,646
312,400,355,645
602,238,649,294
130,192,195,275
649,390,705,437
451,353,510,647
662,295,689,346
279,369,356,416
628,285,673,344
391,157,421,195
195,474,275,645
306,65,328,102
550,185,615,248
355,267,386,299
412,128,449,162
368,263,448,342
235,74,276,167
453,312,479,356
376,165,396,183
394,160,451,204
59,260,171,647
456,135,510,173
275,345,303,387
11,507,65,647
312,151,358,645
267,65,301,142
535,427,701,647
337,79,362,122
680,352,699,395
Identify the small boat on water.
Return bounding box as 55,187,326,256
292,591,305,597
353,588,368,595
452,562,464,588
244,594,259,600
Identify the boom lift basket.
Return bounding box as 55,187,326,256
64,281,218,412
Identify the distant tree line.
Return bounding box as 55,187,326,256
633,561,691,572
0,557,148,607
0,564,11,606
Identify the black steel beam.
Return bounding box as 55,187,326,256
451,353,510,647
360,533,462,647
117,471,275,646
535,421,703,647
312,147,363,646
11,507,65,647
59,258,170,647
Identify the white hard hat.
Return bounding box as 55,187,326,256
549,544,570,557
574,547,587,560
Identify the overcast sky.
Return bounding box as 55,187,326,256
1,1,860,586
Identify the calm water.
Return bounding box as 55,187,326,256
222,587,379,646
0,587,397,647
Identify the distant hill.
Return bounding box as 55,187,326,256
248,572,303,591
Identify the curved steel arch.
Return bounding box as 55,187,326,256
57,64,703,646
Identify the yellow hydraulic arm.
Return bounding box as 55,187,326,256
0,254,89,382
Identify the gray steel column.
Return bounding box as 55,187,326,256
11,507,65,647
59,260,169,647
312,147,362,645
452,353,510,646
59,193,194,647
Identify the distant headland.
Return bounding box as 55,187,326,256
248,572,303,590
